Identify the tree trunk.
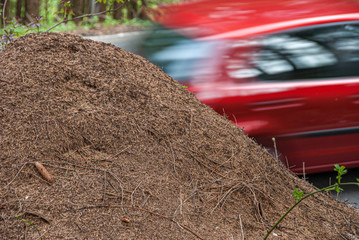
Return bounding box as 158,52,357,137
83,0,89,15
126,0,138,20
138,0,148,20
0,0,11,27
16,0,23,21
113,1,123,20
98,2,106,22
25,0,41,22
72,0,85,24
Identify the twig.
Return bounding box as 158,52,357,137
14,189,22,213
220,186,242,209
244,183,265,223
238,214,245,240
205,156,232,169
272,137,279,162
185,145,232,169
106,191,123,198
5,162,30,189
75,204,205,240
302,162,306,181
130,180,143,207
106,179,118,194
199,154,235,183
75,222,83,232
174,185,200,219
20,72,25,82
45,0,128,32
102,171,107,205
24,211,52,224
114,145,131,157
167,141,178,175
140,195,150,208
184,147,224,176
107,171,124,206
73,167,85,188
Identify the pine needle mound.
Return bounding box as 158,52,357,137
0,32,358,239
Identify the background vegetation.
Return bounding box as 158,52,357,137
0,0,182,33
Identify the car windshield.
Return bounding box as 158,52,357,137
141,26,217,83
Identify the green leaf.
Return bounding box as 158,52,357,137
334,164,340,172
334,183,343,193
293,188,304,202
356,178,359,183
334,165,348,184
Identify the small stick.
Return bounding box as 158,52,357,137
272,137,279,162
238,214,245,240
131,180,143,207
34,162,55,184
25,211,52,224
102,171,107,205
14,189,22,213
5,162,29,188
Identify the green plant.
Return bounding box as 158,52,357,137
0,20,36,50
59,0,75,20
264,164,359,240
15,215,42,240
28,15,44,33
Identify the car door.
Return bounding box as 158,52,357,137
199,22,359,173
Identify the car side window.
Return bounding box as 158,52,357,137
227,22,359,82
142,26,218,84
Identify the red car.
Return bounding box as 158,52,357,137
140,0,359,174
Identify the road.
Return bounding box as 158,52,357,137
84,31,148,56
87,32,359,207
306,167,359,207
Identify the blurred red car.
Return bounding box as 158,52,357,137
140,0,359,174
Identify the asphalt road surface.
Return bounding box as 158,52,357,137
306,167,359,207
87,32,359,207
85,31,148,56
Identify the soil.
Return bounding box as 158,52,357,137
0,32,359,239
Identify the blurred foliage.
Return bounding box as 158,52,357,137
0,0,183,33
